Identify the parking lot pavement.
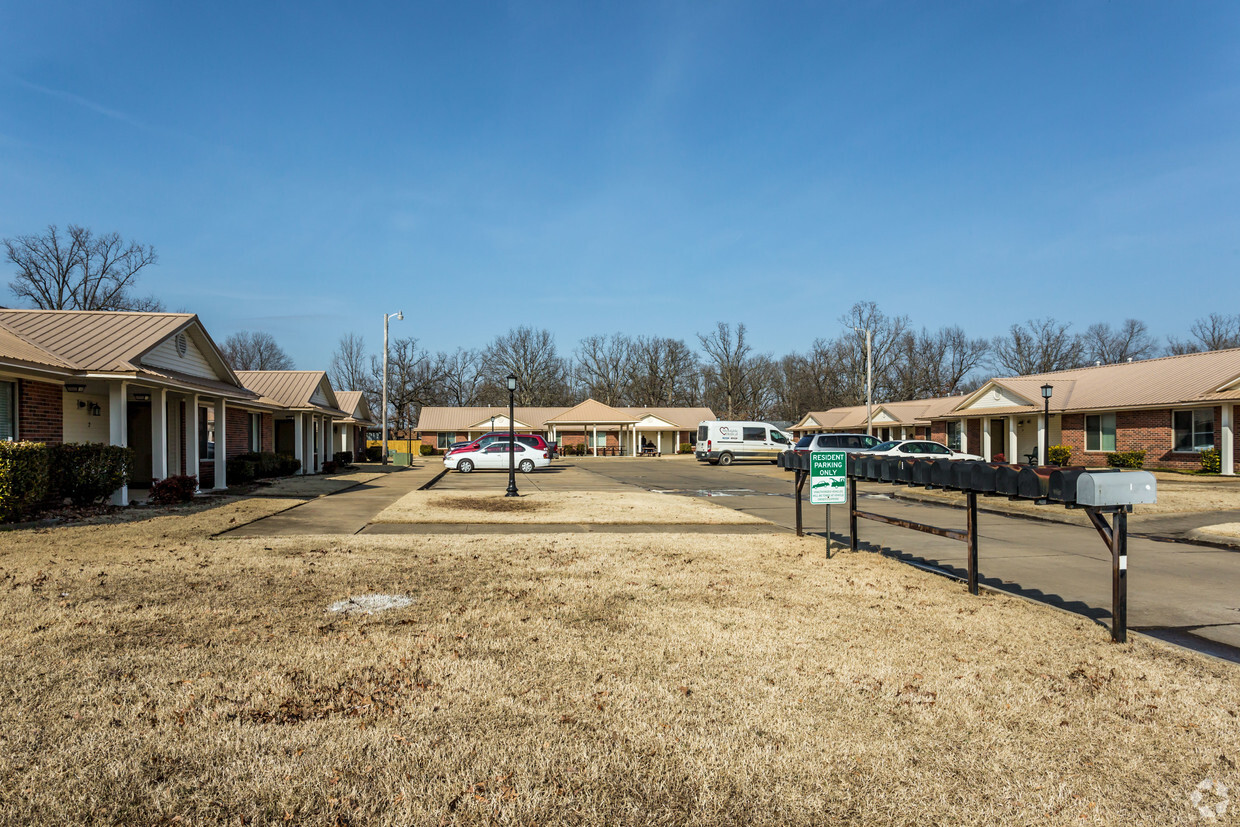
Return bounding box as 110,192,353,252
585,458,1240,660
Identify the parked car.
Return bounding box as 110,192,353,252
855,439,983,461
694,420,794,465
446,432,551,457
444,441,551,474
792,433,882,458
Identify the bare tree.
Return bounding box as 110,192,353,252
626,336,700,407
771,339,845,421
990,318,1082,376
223,331,295,371
482,326,572,406
575,334,632,405
328,333,371,391
697,322,775,419
441,348,485,407
889,326,990,398
1167,313,1240,354
1081,319,1158,364
378,337,447,431
4,224,162,311
834,302,911,404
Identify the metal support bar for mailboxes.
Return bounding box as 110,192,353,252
794,469,806,537
1085,506,1129,643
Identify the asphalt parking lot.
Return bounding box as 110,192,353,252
582,456,1240,660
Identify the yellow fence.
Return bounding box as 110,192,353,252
366,438,423,464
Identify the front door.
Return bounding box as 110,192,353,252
991,419,1006,461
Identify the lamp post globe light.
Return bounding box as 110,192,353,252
505,373,519,497
381,310,404,465
1041,383,1054,466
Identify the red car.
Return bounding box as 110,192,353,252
446,432,552,457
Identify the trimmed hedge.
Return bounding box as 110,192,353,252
1048,445,1072,466
419,444,441,456
333,451,354,466
0,442,51,523
321,460,338,474
227,452,301,483
1106,450,1146,469
679,443,694,454
149,475,198,505
49,443,134,507
364,445,383,462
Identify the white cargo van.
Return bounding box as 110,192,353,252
694,421,794,465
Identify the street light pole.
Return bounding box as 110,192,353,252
381,310,403,465
505,373,519,497
1041,383,1054,466
854,326,873,436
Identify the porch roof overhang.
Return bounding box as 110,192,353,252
81,367,266,405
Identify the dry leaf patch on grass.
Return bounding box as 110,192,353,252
375,489,767,525
0,498,1237,824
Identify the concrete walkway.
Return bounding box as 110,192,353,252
223,461,442,537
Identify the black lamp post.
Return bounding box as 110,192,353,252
505,373,519,497
1041,383,1053,466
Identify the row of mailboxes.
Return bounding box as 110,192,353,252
777,453,1158,507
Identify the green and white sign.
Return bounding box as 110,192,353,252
810,450,847,505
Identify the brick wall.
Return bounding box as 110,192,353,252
262,413,274,453
966,419,981,453
17,380,63,443
930,420,946,444
225,407,251,460
1025,407,1232,470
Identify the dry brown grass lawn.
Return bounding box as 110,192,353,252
375,490,767,524
0,498,1237,824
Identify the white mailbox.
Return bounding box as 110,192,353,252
1076,470,1157,507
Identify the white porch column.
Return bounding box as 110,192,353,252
960,419,968,454
213,398,227,489
187,395,200,491
108,382,128,506
151,387,168,484
1038,413,1048,466
324,417,333,465
657,431,662,455
294,414,306,474
982,417,992,461
592,425,598,457
1222,403,1235,476
632,424,637,456
1008,417,1019,464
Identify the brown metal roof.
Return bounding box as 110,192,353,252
334,391,376,426
545,399,639,424
236,370,345,415
417,402,716,432
0,309,193,371
0,322,72,370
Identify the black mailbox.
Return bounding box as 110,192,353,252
996,465,1022,496
971,463,1000,494
1046,467,1095,503
950,461,976,491
930,459,954,487
860,456,880,481
1017,467,1048,499
846,454,861,477
912,458,934,486
896,458,917,484
880,456,901,482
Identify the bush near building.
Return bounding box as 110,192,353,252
0,441,51,523
1106,450,1147,469
48,444,134,507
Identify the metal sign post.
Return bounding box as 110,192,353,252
810,450,847,556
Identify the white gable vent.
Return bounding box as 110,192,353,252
175,332,188,357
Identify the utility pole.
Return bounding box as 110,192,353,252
381,310,403,464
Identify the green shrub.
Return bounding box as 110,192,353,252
0,442,51,523
148,475,198,505
1200,448,1222,474
364,445,383,462
1048,445,1072,466
333,451,354,466
226,458,258,483
1106,450,1146,469
679,443,694,454
48,443,134,507
321,460,338,474
419,444,441,456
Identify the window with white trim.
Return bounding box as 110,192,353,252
1085,413,1116,452
1174,409,1214,452
945,421,962,451
0,381,14,441
249,413,262,452
437,432,453,449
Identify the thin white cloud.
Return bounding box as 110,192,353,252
6,74,149,130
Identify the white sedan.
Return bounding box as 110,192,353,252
856,439,983,461
444,441,551,474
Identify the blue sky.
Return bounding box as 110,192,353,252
1,1,1237,369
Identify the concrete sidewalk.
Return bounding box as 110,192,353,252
222,461,442,537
